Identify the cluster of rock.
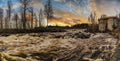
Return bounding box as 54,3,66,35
35,29,91,39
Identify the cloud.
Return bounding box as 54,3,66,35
90,0,120,17
0,0,120,19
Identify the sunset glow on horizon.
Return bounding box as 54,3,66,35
0,0,120,26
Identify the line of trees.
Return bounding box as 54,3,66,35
0,0,53,30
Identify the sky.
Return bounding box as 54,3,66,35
90,0,120,17
0,0,120,17
0,0,120,25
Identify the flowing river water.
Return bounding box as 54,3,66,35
0,29,119,61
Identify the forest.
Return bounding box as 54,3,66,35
0,0,54,30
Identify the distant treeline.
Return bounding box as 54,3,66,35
0,23,90,34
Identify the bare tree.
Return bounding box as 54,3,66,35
88,12,97,32
14,13,19,29
34,13,38,27
44,0,54,26
88,12,96,24
19,0,32,29
7,0,12,29
20,6,24,29
116,13,120,29
0,8,3,29
39,9,43,27
119,14,120,29
29,7,34,29
5,16,7,29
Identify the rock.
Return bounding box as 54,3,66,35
74,32,91,39
53,34,63,38
0,47,6,52
0,52,37,61
95,59,103,61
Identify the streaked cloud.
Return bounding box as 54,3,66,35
0,0,120,19
90,0,120,17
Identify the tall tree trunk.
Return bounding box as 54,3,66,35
5,17,7,29
31,9,34,29
0,18,3,29
23,8,26,29
39,9,42,27
35,13,38,27
15,14,18,29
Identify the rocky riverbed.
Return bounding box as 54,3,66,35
0,29,119,61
